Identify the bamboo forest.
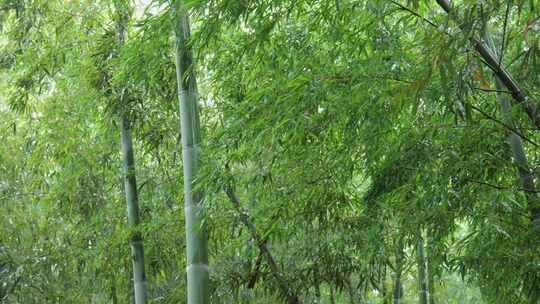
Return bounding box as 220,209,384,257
2,0,540,303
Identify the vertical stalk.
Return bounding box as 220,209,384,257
426,236,435,304
345,276,357,304
416,233,428,304
121,117,148,304
173,2,209,303
330,286,336,304
392,238,404,304
116,5,148,304
382,265,390,304
110,273,118,304
314,267,321,302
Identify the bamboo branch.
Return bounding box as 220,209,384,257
435,0,540,129
469,104,539,148
473,87,512,94
225,186,300,304
499,1,511,67
390,0,439,29
464,178,540,193
247,251,264,289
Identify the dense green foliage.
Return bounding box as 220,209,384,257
1,0,539,303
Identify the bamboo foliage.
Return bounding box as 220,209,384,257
1,0,540,303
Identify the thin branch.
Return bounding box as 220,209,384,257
0,192,46,201
469,104,539,148
499,1,511,67
464,178,540,193
473,87,512,94
389,0,438,28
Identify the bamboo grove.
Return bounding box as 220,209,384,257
1,0,539,303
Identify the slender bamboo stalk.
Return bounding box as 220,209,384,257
345,276,357,304
116,5,148,304
314,268,321,302
121,118,148,304
173,3,209,303
416,234,428,304
435,0,540,129
382,265,390,304
426,236,436,304
392,238,404,304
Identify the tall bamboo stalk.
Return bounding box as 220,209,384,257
416,234,428,304
392,238,404,304
173,2,209,303
121,117,148,304
116,5,148,304
382,265,390,304
426,236,436,304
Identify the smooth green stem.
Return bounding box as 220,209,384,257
120,117,148,304
174,4,209,304
417,234,427,304
115,3,148,302
427,241,435,304
393,238,404,304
